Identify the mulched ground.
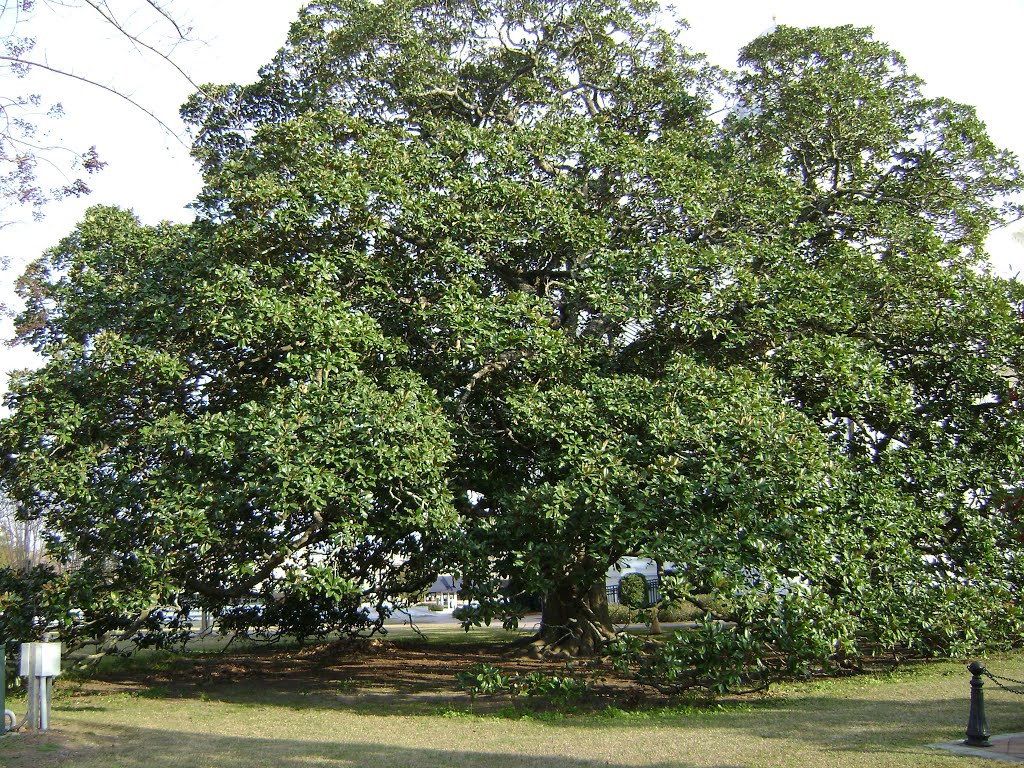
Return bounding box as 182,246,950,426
71,636,650,711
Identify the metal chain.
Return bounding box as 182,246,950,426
983,669,1024,695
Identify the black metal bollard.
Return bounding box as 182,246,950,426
1,645,5,735
965,661,992,747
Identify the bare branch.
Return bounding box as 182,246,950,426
142,0,190,39
72,604,161,665
0,55,188,147
184,519,334,599
77,0,202,94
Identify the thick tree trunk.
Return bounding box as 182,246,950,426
527,582,617,658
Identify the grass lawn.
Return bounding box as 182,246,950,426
3,628,1024,768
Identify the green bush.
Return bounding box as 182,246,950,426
456,663,511,699
657,601,702,622
606,593,704,626
456,666,591,705
607,598,703,624
607,587,850,696
618,573,649,609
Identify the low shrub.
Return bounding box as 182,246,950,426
607,603,632,624
455,666,591,704
606,600,703,624
456,663,511,699
607,587,849,696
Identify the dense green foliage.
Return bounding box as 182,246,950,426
2,206,458,645
2,0,1024,673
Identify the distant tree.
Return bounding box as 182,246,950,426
617,573,648,627
0,0,198,222
0,484,44,570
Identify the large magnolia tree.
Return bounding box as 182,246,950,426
3,0,1024,660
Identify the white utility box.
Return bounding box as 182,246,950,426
19,642,61,731
19,643,62,678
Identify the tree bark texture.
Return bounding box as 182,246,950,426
529,582,616,657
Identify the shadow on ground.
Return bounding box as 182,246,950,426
2,724,750,768
38,689,1024,764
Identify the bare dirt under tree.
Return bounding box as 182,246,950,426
67,635,652,712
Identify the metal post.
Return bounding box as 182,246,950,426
1,645,6,735
39,678,49,731
25,669,38,731
965,661,992,747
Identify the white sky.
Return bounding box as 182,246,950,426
2,0,1023,398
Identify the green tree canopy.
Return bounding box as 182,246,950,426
3,207,457,646
3,0,1024,663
